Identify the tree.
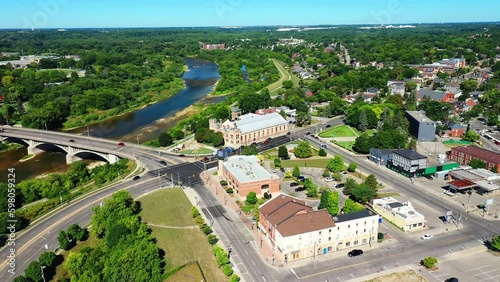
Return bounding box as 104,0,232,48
408,137,417,149
213,245,230,267
364,174,378,192
469,158,487,169
292,166,301,178
343,198,365,214
245,192,258,205
294,141,313,158
158,132,173,147
353,133,371,154
422,256,438,269
67,223,87,241
304,178,319,198
170,129,185,140
347,162,357,172
25,261,43,282
351,183,375,204
322,169,330,178
283,80,294,89
222,264,234,276
357,110,368,132
343,178,357,196
318,190,339,215
58,230,72,251
208,234,218,245
491,235,500,252
461,130,480,142
492,165,499,174
318,148,327,157
230,274,241,282
242,145,258,155
460,79,478,95
274,158,281,168
278,145,289,159
327,155,344,173
38,251,57,268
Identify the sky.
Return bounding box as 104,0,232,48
1,0,499,29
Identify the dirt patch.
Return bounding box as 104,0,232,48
363,270,428,282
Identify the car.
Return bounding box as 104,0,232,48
294,186,306,192
287,132,292,135
159,160,167,165
179,154,186,157
280,168,286,172
325,124,331,128
444,278,459,282
335,183,345,189
321,144,327,149
118,142,125,146
348,249,363,257
132,175,141,181
271,169,277,173
297,176,306,181
305,132,311,135
325,177,335,182
290,182,299,187
201,157,210,162
69,139,75,142
421,234,433,240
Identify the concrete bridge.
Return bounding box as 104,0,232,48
1,134,120,164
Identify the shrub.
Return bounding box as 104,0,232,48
322,169,330,178
195,215,205,226
208,234,218,245
229,274,241,282
422,256,438,268
245,192,258,205
377,232,384,241
191,206,201,218
201,224,213,235
318,148,327,157
226,188,234,194
220,180,228,186
348,162,357,172
222,264,234,276
492,235,500,252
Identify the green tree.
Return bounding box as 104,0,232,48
353,133,371,154
25,261,43,282
305,178,319,198
213,245,230,267
230,274,241,282
67,223,87,241
278,145,289,159
357,110,368,132
327,154,344,173
158,132,173,147
170,129,185,140
460,79,478,95
12,276,30,282
318,190,339,215
322,169,330,178
208,234,218,245
343,178,358,196
422,257,438,269
245,192,258,205
461,130,480,142
469,158,487,169
222,264,234,276
364,174,378,192
274,158,281,168
58,230,72,251
294,141,313,158
491,235,500,252
38,251,57,268
318,148,327,157
351,183,375,204
283,80,294,89
292,166,301,178
347,162,357,172
242,145,259,155
343,198,365,213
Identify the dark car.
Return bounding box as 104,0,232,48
348,249,363,257
159,160,167,165
118,142,125,146
294,186,306,192
287,132,292,135
305,132,311,135
179,154,186,157
132,175,141,181
335,183,345,189
69,139,75,142
325,124,331,128
201,157,210,162
444,278,458,282
290,182,299,187
297,175,306,181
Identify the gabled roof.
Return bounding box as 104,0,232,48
235,113,287,134
418,89,446,101
277,210,336,237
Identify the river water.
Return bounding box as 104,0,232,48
0,58,220,182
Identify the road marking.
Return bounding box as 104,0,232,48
467,265,491,272
290,269,300,280
251,260,256,266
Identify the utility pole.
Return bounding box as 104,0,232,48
466,190,472,213
171,173,174,188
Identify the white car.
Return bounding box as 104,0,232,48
421,234,433,240
271,169,277,173
325,177,334,182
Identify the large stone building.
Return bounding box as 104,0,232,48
209,113,288,148
259,194,379,262
219,155,280,197
405,110,437,141
448,146,500,173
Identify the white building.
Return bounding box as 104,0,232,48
372,197,426,231
209,112,288,148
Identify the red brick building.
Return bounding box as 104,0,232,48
448,146,500,173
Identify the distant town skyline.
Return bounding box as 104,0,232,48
1,0,499,29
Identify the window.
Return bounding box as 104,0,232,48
328,246,332,252
319,231,321,235
346,242,351,247
318,239,321,244
329,229,331,233
364,221,366,226
328,237,331,242
363,229,366,233
354,240,358,245
348,225,350,229
356,231,358,235
356,223,358,227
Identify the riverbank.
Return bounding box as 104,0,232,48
0,142,23,153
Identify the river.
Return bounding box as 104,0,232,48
0,58,220,182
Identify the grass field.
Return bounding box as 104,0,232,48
319,125,358,138
443,139,471,148
352,128,377,137
269,60,300,96
282,158,330,168
178,147,214,155
139,189,227,282
166,262,205,282
333,140,355,151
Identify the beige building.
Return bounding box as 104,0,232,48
219,156,280,197
259,194,379,262
372,197,426,231
209,112,288,149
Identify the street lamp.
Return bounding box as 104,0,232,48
41,265,46,282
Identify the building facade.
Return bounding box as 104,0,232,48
209,113,288,149
219,156,280,197
448,146,500,173
387,149,427,178
369,148,393,166
372,197,426,231
405,110,437,141
387,80,405,95
259,194,379,262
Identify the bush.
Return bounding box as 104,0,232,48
422,256,438,268
226,188,234,194
201,224,213,235
348,162,357,172
263,192,272,199
318,148,327,157
220,180,228,186
245,192,258,205
377,232,384,241
191,206,201,218
492,235,500,252
208,234,218,245
322,169,330,178
222,264,234,276
229,274,241,282
195,215,205,227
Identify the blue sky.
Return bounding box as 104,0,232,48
2,0,499,29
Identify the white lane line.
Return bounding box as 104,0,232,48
290,269,300,280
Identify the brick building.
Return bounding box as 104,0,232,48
448,146,500,173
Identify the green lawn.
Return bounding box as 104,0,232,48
178,147,214,155
319,125,358,138
282,158,330,168
139,189,228,282
269,60,300,96
332,140,355,151
352,128,377,137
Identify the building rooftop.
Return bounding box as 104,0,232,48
372,197,425,220
371,148,394,155
405,110,435,123
448,179,477,190
335,209,376,222
235,113,287,134
476,179,500,192
223,156,278,183
393,149,427,160
448,169,485,181
452,146,500,165
418,89,446,101
277,210,336,237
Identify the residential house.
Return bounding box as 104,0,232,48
219,155,280,197
258,194,379,262
199,43,225,50
448,122,466,137
369,148,393,165
417,89,455,103
209,112,288,148
387,81,405,95
387,149,427,178
405,111,437,141
372,197,426,231
448,146,500,173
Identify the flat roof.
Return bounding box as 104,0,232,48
372,197,425,220
236,113,287,134
451,146,500,165
448,169,484,181
223,155,278,183
392,149,427,160
448,179,476,190
476,179,500,192
406,110,435,123
335,209,376,222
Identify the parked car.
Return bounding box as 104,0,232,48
321,144,327,149
69,139,75,142
271,169,277,173
179,154,186,157
305,132,311,135
325,124,331,128
421,234,433,240
118,142,125,146
133,175,141,181
444,278,459,282
294,186,306,192
348,249,363,257
159,160,167,165
335,183,345,189
325,177,335,182
290,182,299,187
297,176,306,181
